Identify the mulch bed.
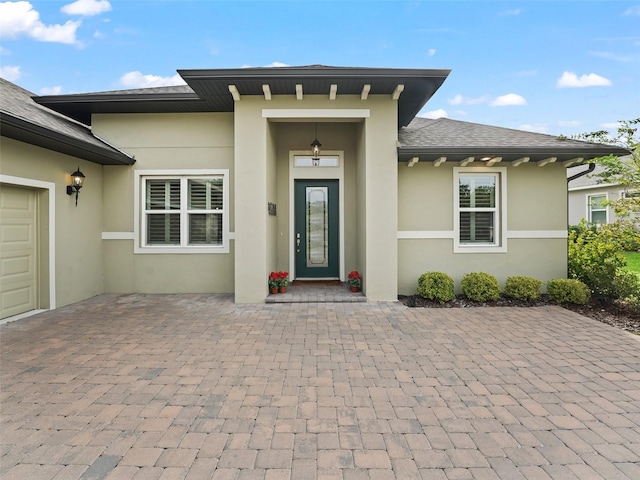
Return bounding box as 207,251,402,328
398,294,640,336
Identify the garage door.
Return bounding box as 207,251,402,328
0,185,37,319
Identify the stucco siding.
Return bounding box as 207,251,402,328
94,112,236,294
1,137,104,309
397,162,569,294
568,185,620,226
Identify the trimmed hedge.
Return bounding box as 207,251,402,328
417,272,455,304
504,276,542,301
461,272,500,302
547,279,590,304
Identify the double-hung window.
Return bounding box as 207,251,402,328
135,170,229,253
454,168,506,252
587,194,607,224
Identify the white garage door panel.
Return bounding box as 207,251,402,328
0,185,37,319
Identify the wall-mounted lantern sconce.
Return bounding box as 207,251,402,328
66,167,85,206
311,123,322,166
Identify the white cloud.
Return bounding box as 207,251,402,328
266,62,289,67
624,6,640,15
40,85,63,95
420,108,448,119
427,48,436,57
558,120,581,128
118,71,186,88
448,94,489,105
490,93,527,106
557,71,612,88
61,0,111,16
519,123,548,134
499,8,521,16
0,65,22,81
0,46,10,55
0,1,80,44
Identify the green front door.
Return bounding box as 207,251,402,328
294,180,339,278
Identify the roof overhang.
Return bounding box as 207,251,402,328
179,66,450,128
398,145,630,166
1,114,135,165
35,66,450,128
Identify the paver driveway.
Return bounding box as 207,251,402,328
1,294,639,480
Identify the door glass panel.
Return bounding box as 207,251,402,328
306,186,328,267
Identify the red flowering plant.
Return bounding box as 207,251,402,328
347,270,361,288
269,271,289,288
268,272,280,289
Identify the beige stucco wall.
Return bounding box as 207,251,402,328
232,95,399,302
93,112,236,294
398,162,569,294
0,137,104,308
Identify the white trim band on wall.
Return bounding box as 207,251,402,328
102,232,236,240
397,230,568,239
102,232,135,240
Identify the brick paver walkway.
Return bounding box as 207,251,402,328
1,294,639,479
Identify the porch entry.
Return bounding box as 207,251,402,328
294,180,339,278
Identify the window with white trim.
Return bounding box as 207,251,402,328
587,194,607,224
454,168,506,252
136,171,228,253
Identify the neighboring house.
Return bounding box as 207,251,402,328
0,66,629,318
567,160,632,226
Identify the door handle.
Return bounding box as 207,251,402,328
296,233,301,252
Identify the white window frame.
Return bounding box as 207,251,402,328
587,193,608,224
134,169,229,254
454,167,507,253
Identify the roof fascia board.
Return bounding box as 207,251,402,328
178,66,451,81
1,114,135,165
34,91,200,105
398,145,630,160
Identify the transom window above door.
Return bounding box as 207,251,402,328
294,156,340,168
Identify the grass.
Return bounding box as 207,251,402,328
623,251,640,273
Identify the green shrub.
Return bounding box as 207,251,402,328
461,272,500,302
504,276,542,301
568,225,637,299
547,279,591,304
417,272,455,304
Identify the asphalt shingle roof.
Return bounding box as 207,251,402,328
1,78,134,165
397,117,630,163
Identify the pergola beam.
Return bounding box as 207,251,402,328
563,157,584,167
434,156,447,167
408,157,419,167
460,156,475,167
329,84,337,100
512,157,530,167
361,84,371,100
392,84,405,100
228,84,240,101
486,156,502,166
262,84,271,101
295,84,303,100
537,157,557,167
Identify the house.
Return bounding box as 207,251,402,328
567,160,632,226
0,66,629,318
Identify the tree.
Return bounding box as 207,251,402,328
573,118,640,223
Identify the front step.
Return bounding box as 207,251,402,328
266,282,366,303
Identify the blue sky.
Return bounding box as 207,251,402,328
1,0,638,136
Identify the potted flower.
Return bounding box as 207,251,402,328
268,272,280,294
277,271,289,293
347,270,361,292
